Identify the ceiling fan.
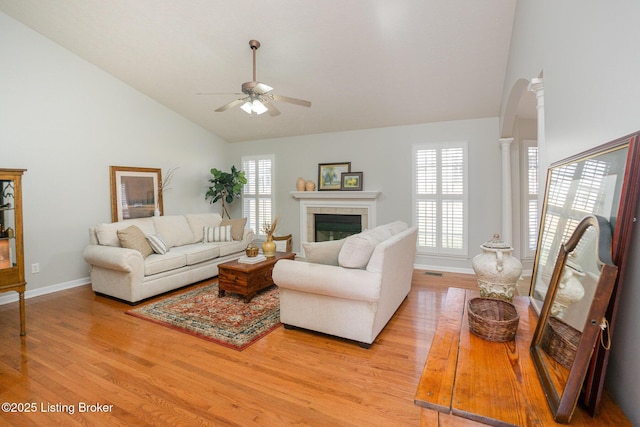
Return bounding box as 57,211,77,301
201,40,311,116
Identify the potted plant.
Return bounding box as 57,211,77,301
205,165,247,219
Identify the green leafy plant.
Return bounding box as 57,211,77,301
205,165,247,218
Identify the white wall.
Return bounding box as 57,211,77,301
503,1,640,423
226,117,502,273
1,12,227,297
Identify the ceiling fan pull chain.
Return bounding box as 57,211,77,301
599,317,611,350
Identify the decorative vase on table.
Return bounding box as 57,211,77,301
471,234,523,302
262,234,276,257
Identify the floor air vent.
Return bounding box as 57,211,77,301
423,271,444,277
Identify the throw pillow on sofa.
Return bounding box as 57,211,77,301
147,234,169,255
117,225,154,258
302,239,346,266
221,217,247,241
338,226,392,269
203,225,234,242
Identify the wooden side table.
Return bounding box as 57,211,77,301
218,251,295,303
415,287,630,426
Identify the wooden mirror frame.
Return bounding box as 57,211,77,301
528,131,640,413
531,215,618,423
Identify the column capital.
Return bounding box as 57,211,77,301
499,137,514,149
528,77,544,95
528,78,544,109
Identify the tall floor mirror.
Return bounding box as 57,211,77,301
529,131,640,414
531,215,618,423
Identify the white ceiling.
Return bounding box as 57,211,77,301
0,0,518,143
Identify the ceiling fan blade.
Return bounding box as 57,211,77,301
197,92,243,96
215,98,246,112
271,94,312,108
264,101,281,117
254,82,273,95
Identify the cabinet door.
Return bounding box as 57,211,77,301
0,170,25,287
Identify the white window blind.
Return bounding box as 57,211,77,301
521,142,538,258
537,158,610,270
413,142,468,255
242,155,274,237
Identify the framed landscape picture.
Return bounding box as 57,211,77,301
341,172,363,191
110,166,162,222
318,162,350,191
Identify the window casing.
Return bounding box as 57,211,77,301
242,155,274,238
412,142,468,256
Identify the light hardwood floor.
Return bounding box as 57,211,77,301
0,270,477,426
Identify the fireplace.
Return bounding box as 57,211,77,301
314,214,362,242
292,191,381,251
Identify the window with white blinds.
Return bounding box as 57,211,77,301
522,142,538,258
537,158,610,269
412,142,468,255
242,155,274,237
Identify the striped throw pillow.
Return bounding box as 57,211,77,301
203,225,233,243
147,234,169,255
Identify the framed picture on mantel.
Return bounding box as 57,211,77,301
318,162,350,191
341,172,363,191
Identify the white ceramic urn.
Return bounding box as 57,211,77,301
551,258,586,318
472,234,523,302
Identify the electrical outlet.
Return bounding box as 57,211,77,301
31,263,40,274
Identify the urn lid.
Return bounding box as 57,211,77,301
480,234,513,250
566,254,586,275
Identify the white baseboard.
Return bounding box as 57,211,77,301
413,263,475,275
0,277,90,305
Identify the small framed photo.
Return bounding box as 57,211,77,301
318,162,351,191
341,172,363,191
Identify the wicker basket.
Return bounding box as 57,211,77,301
468,298,520,342
540,316,581,370
245,245,259,257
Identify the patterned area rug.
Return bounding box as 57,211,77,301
126,283,280,351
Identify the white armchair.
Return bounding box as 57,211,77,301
272,222,417,348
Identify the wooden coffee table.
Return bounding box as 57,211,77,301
218,251,295,303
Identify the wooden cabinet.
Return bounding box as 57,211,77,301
0,169,26,336
415,288,630,426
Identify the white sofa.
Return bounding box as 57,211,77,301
272,221,417,348
83,213,254,303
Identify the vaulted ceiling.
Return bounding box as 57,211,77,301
0,1,517,142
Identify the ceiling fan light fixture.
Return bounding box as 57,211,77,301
252,99,268,115
240,101,253,114
208,39,311,116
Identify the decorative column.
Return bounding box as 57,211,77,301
499,138,514,244
528,77,545,219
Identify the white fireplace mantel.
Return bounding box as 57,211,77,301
290,191,381,200
291,191,381,250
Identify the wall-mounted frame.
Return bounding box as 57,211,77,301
110,166,162,222
341,172,363,191
530,215,618,423
318,162,350,191
529,131,640,414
